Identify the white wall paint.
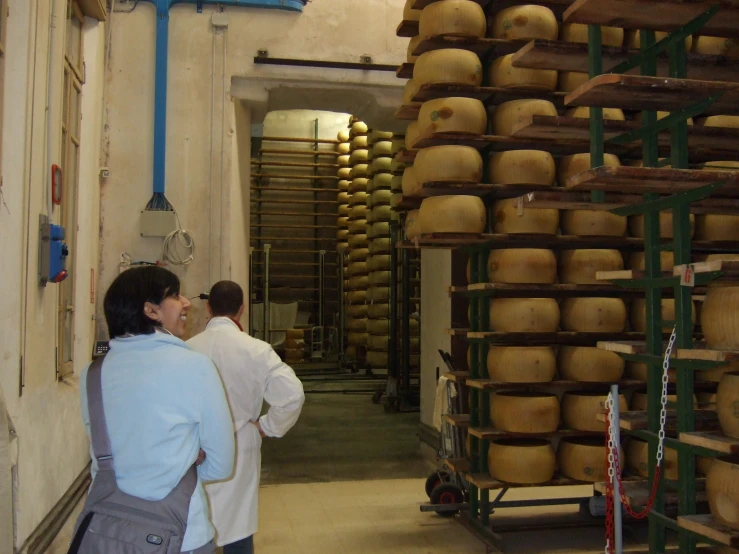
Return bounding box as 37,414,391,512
0,0,106,546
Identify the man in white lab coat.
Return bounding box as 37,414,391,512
188,281,305,554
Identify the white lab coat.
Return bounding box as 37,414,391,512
187,317,305,546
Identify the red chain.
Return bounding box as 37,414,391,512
603,406,663,553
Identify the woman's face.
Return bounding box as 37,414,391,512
151,293,192,338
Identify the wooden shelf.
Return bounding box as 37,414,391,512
566,166,739,196
251,160,339,169
261,136,339,144
250,236,337,242
678,514,739,547
396,19,419,38
511,115,739,162
596,269,674,281
565,74,739,116
444,457,471,473
680,431,739,455
445,371,470,383
564,0,739,39
251,186,340,192
594,410,720,431
444,414,470,427
676,347,739,363
467,378,645,390
251,211,338,217
594,479,707,508
674,259,739,283
396,62,413,79
468,427,599,440
252,199,339,205
258,149,338,157
455,331,647,346
251,174,339,181
450,282,642,298
512,39,739,83
465,473,592,491
397,232,646,250
411,83,566,105
394,149,417,164
393,196,423,212
251,223,336,229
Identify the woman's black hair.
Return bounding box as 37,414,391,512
104,265,181,338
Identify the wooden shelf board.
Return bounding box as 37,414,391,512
674,259,739,282
512,39,739,83
680,431,739,455
251,211,338,217
444,414,471,427
594,479,706,508
396,19,419,38
566,165,739,196
251,186,340,192
397,62,413,79
395,104,420,121
596,269,674,281
461,331,647,346
258,149,338,157
444,457,471,473
445,371,471,383
676,347,739,362
392,195,423,211
468,427,599,440
511,115,739,162
597,341,653,355
678,514,739,547
466,378,645,390
398,232,647,250
251,160,339,169
565,74,739,116
395,149,417,164
413,36,527,58
564,0,739,39
253,199,339,205
251,174,339,181
465,473,592,491
449,282,638,298
595,410,719,431
411,83,566,105
261,136,339,145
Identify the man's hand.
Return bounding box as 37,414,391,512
195,449,206,466
252,420,266,438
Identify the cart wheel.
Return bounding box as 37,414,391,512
430,482,464,517
424,470,450,498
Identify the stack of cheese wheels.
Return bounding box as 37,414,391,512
711,373,739,519
696,160,739,241
558,437,622,482
336,129,352,283
366,130,395,369
346,121,370,359
284,328,306,364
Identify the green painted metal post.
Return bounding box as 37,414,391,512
478,247,490,525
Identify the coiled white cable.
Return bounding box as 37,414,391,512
162,211,195,266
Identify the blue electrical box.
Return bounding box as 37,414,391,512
39,214,69,285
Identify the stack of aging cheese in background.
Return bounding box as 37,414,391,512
346,120,371,364
336,129,354,360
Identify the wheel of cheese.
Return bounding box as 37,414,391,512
559,346,625,382
338,155,351,167
698,456,715,477
369,270,391,286
351,135,369,150
391,175,403,192
345,345,358,359
417,97,487,136
558,153,621,187
405,121,422,149
406,209,421,239
338,167,352,179
414,145,483,185
487,439,556,484
348,191,368,206
489,298,560,333
368,286,390,303
490,392,560,433
350,248,370,262
630,391,686,412
488,150,555,186
349,149,369,165
347,261,368,276
368,254,391,272
338,179,351,192
407,35,423,63
338,215,349,228
373,141,393,158
487,249,557,284
707,458,739,531
558,438,619,482
367,351,388,367
286,329,304,340
371,189,393,205
694,36,739,57
347,318,367,332
561,210,627,237
402,167,420,196
626,362,676,383
559,249,623,285
419,195,486,234
560,23,623,47
634,111,694,126
627,30,692,52
349,205,368,221
337,228,349,241
419,0,486,39
717,372,739,438
561,298,627,332
414,49,483,87
696,215,739,241
367,303,390,319
631,298,696,333
702,360,739,384
565,106,626,121
492,198,559,235
489,54,557,91
562,392,627,432
351,120,368,136
367,334,389,351
558,71,589,93
347,290,367,304
627,437,679,481
403,79,421,106
350,164,369,179
373,173,393,192
492,5,558,40
349,178,369,194
629,212,695,238
373,205,394,222
487,346,556,383
338,241,349,252
492,99,558,136
347,303,368,317
370,238,392,254
348,233,368,249
627,251,674,272
367,318,390,335
372,221,391,236
348,332,369,347
337,130,350,142
338,204,350,216
337,142,351,155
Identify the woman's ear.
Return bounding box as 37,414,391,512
143,301,161,322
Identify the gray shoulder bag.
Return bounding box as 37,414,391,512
67,356,198,554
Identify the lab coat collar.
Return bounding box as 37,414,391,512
206,316,242,332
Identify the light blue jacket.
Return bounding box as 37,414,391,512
79,332,235,551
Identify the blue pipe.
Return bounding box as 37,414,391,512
144,0,304,209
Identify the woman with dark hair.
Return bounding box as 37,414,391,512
77,266,235,554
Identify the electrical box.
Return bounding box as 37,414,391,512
212,12,229,28
140,209,177,237
39,214,69,285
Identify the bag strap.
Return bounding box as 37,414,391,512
86,357,114,472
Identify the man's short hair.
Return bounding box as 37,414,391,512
209,280,244,317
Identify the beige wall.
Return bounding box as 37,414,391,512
0,0,106,546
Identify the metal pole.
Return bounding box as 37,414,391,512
248,247,254,336
319,249,326,356
401,245,410,397
263,243,271,343
338,244,346,363
610,384,623,554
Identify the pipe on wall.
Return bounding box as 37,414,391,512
142,0,304,209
